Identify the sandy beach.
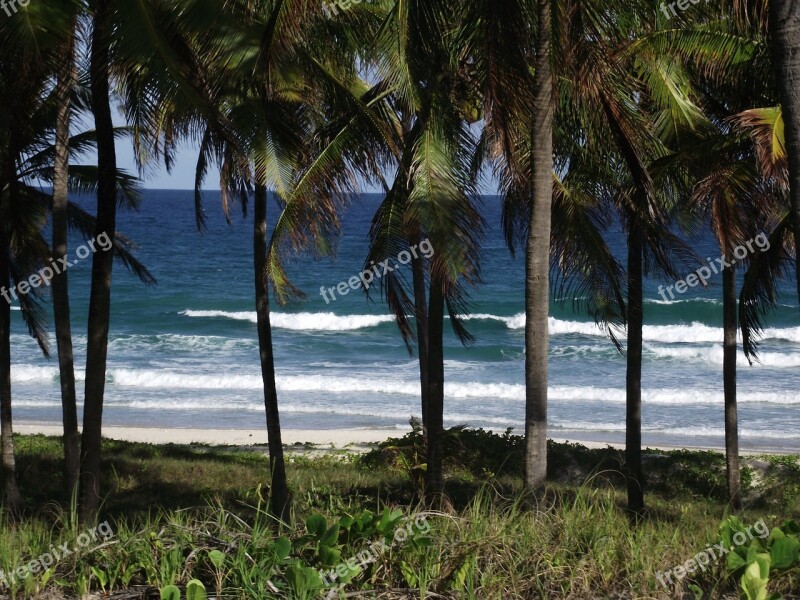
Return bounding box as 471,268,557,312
15,422,772,454
15,423,406,449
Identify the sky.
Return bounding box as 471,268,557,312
109,111,497,194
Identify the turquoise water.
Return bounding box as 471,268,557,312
9,191,800,451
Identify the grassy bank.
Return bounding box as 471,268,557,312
0,431,798,599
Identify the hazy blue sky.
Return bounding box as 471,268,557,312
110,111,497,194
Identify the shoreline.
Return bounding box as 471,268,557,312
14,422,797,455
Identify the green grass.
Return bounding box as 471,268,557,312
1,432,798,599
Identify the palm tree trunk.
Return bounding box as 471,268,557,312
0,145,22,510
0,233,21,511
524,0,553,490
53,20,80,499
411,245,429,431
769,0,800,302
80,0,118,523
625,221,645,515
253,182,290,522
723,265,741,509
0,289,20,510
425,283,444,497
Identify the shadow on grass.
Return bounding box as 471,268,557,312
11,430,795,525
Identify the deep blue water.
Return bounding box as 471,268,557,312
8,191,800,451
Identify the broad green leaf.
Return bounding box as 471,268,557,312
318,545,342,567
273,536,292,561
741,561,768,600
307,513,328,538
769,536,800,569
160,585,181,600
208,550,225,570
186,579,207,600
320,524,341,548
727,550,747,571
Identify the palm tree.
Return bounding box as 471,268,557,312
0,0,83,506
643,1,785,508
77,0,215,522
79,0,121,523
523,0,555,491
151,0,387,518
690,154,771,510
736,105,794,367
727,107,791,507
359,0,485,497
543,1,703,511
52,11,81,500
462,0,698,504
763,0,800,303
694,0,800,305
465,0,551,491
0,29,56,510
0,193,49,511
664,137,759,510
0,43,153,516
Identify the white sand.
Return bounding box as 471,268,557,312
15,423,408,448
20,422,793,455
16,423,621,450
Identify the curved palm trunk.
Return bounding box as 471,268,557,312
411,247,429,431
722,265,741,509
425,284,444,498
524,0,553,489
253,183,290,522
80,0,118,523
53,20,80,499
769,0,800,302
0,231,21,510
625,222,644,515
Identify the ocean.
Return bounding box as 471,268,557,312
8,191,800,451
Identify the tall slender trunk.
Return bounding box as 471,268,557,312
524,0,553,489
769,0,800,302
0,280,20,511
411,245,429,431
625,220,644,515
0,196,21,510
253,182,290,522
80,0,118,523
425,284,444,498
723,265,741,509
53,20,80,499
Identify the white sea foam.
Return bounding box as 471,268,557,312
551,421,800,440
181,310,395,331
179,309,800,345
90,369,800,406
11,366,59,383
645,344,800,368
646,298,721,306
124,399,516,426
109,333,254,353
